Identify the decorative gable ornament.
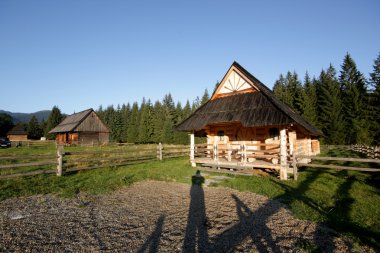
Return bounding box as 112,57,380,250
212,64,259,99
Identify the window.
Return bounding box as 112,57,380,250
217,130,225,141
269,128,279,140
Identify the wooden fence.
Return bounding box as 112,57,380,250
0,144,188,180
293,153,380,180
350,144,380,159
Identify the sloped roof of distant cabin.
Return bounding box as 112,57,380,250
176,62,322,136
7,124,27,135
49,109,109,133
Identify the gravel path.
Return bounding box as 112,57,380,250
0,180,373,252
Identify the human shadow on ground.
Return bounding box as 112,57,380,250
138,214,165,253
182,170,210,252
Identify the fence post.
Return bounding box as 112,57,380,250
227,143,232,162
157,143,163,161
279,128,288,180
293,155,298,180
57,145,64,176
190,133,195,167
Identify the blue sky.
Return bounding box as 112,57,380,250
0,0,379,114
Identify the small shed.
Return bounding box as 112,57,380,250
176,62,322,179
7,124,28,141
49,109,110,145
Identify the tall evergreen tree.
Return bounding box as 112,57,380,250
302,72,318,125
0,113,14,137
126,102,139,143
152,100,164,143
369,53,380,144
273,74,288,103
27,116,43,139
45,106,63,139
200,89,210,105
318,66,345,144
120,103,131,142
138,99,154,143
162,94,176,144
339,53,369,144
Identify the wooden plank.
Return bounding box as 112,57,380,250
297,163,380,172
0,155,57,160
201,162,280,170
0,169,56,179
65,159,153,172
246,154,279,159
297,155,380,163
0,161,56,169
65,155,156,165
195,167,254,176
245,143,279,147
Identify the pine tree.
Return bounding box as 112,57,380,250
126,102,139,143
138,99,154,143
152,100,164,143
162,94,176,144
112,105,123,142
27,116,43,140
318,65,345,144
120,103,131,142
200,89,210,105
45,106,63,139
339,53,369,144
369,53,380,144
273,74,287,103
302,72,318,125
0,113,14,137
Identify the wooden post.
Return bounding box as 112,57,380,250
57,145,64,176
280,128,288,180
307,138,312,162
157,142,163,161
227,143,232,162
190,133,195,167
293,154,298,180
288,131,294,156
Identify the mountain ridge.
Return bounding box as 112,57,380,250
0,110,51,123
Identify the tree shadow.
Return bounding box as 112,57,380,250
210,194,281,253
138,214,165,253
182,170,209,252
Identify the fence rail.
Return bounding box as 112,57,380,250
293,152,380,180
0,143,188,180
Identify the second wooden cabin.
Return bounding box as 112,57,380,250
49,109,110,145
176,62,322,179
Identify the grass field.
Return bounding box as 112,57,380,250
0,144,379,248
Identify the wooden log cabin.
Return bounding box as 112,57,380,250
176,62,321,180
7,124,28,141
49,109,110,145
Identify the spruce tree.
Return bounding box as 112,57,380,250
339,53,369,144
121,103,131,142
200,89,210,105
273,74,287,103
126,102,139,143
27,116,43,140
0,113,14,137
45,106,63,139
152,100,164,143
162,94,176,144
318,65,345,144
138,99,153,143
302,72,318,125
369,53,380,144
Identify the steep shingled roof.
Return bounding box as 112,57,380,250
49,109,94,133
7,124,27,135
176,62,322,136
